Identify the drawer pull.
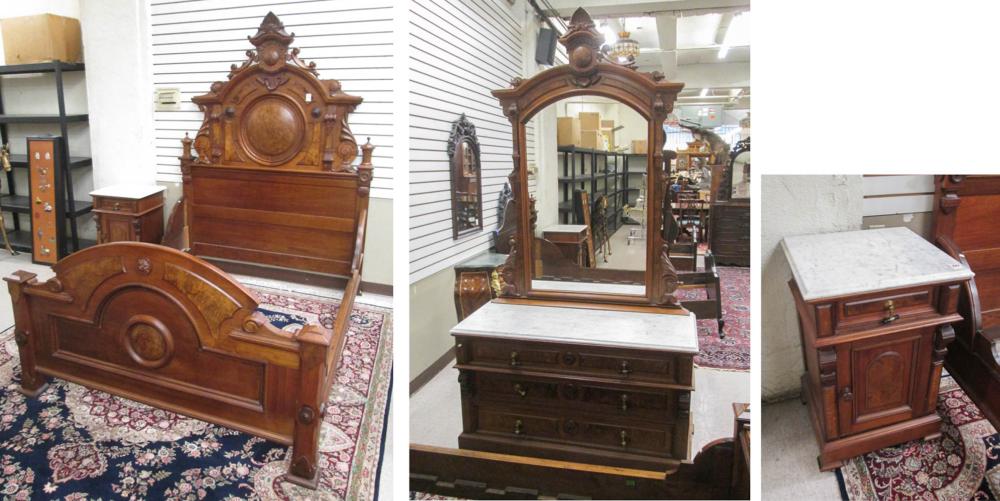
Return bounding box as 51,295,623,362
881,300,899,324
510,351,520,367
113,202,121,211
514,419,524,436
619,360,632,376
514,383,527,398
620,430,629,448
620,394,629,412
841,386,854,401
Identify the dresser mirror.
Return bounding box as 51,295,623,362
492,8,685,308
525,97,648,296
449,114,484,239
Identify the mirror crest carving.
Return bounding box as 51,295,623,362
492,8,683,308
189,12,361,172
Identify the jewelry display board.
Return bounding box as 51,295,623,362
27,136,65,264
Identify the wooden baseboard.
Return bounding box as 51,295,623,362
204,257,392,296
411,346,455,395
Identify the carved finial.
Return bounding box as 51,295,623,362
361,137,374,166
180,133,194,162
559,8,604,86
248,12,294,70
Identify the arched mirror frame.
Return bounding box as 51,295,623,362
491,8,685,308
728,137,750,201
448,114,484,239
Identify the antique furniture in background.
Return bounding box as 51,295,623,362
931,175,1000,430
0,61,93,254
708,138,750,266
543,224,588,266
447,8,699,472
454,251,507,321
91,185,165,244
410,401,751,499
449,114,483,239
783,227,971,470
4,13,373,489
27,136,64,264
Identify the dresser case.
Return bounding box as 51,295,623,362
453,301,698,470
709,200,750,266
90,185,165,244
784,227,973,470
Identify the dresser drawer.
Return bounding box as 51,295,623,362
95,197,138,213
456,336,693,387
473,371,679,422
830,284,940,334
474,405,675,456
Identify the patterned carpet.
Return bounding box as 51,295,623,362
675,266,750,371
838,375,1000,500
0,286,392,500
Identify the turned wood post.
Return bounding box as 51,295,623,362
3,270,47,397
286,325,330,488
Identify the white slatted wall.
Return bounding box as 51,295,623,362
149,0,394,198
409,0,563,282
862,175,934,216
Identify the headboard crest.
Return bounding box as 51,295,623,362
187,12,363,172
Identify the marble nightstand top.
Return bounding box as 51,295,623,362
781,226,974,302
451,301,698,353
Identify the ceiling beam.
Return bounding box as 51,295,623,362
543,0,749,18
654,13,678,79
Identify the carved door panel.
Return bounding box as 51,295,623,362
836,328,934,436
103,215,134,244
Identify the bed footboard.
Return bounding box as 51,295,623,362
4,242,344,489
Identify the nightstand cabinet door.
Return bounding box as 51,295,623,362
101,214,135,244
836,328,933,437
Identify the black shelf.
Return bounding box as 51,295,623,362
0,59,91,256
7,153,91,169
4,230,94,253
0,195,93,216
0,114,88,124
0,61,84,76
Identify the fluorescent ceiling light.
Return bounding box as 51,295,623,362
700,88,710,97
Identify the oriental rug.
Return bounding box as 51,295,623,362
0,286,392,500
675,266,750,371
838,375,1000,500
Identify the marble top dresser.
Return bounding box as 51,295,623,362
451,300,698,470
782,226,973,470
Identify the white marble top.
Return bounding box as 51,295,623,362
781,226,974,301
532,279,645,296
543,224,588,233
451,301,699,353
89,185,166,199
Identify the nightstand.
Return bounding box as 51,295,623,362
90,185,166,244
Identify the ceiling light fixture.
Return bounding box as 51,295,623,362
609,18,639,64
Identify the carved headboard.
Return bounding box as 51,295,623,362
175,12,373,277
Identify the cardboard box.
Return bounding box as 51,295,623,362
580,130,602,149
632,140,648,154
557,117,581,146
1,14,82,65
600,119,615,130
578,112,601,131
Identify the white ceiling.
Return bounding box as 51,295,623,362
543,0,750,112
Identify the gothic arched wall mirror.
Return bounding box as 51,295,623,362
491,8,685,309
448,114,484,239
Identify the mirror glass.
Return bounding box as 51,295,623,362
452,137,482,238
524,96,648,295
731,149,750,199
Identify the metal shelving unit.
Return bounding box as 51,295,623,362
556,145,637,234
0,60,94,253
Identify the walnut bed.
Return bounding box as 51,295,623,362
3,13,371,489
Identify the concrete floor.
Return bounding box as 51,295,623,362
596,225,646,271
410,362,750,460
0,252,396,500
762,398,841,501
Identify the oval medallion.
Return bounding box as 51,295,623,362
122,315,174,369
240,96,305,164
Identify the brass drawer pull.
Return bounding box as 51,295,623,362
113,202,121,211
514,419,524,436
841,386,854,401
619,360,632,376
620,394,629,412
881,300,899,324
510,351,520,367
620,430,629,448
514,383,527,398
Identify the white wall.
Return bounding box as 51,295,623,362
148,0,395,199
762,175,863,401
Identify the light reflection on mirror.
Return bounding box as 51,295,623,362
525,96,648,295
731,150,750,199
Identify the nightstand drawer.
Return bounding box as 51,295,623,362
832,285,939,333
95,197,138,213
